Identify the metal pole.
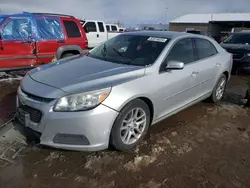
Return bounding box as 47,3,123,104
166,8,168,25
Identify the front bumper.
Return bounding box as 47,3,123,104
16,87,119,151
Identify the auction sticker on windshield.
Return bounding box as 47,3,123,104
147,37,168,42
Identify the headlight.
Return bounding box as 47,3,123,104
53,88,111,112
247,53,250,56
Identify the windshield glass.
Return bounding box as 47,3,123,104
223,33,250,44
88,34,170,66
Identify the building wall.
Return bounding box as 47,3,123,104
169,23,209,32
137,24,169,30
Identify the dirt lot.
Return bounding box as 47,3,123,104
0,75,250,188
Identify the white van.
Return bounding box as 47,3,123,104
80,20,120,48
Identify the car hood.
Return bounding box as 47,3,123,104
28,55,145,94
220,43,250,53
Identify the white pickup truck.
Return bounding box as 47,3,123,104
80,20,121,48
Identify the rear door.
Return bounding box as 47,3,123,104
0,17,36,69
83,21,99,48
34,16,65,64
193,38,220,96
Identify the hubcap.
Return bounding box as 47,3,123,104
120,108,147,145
216,78,226,100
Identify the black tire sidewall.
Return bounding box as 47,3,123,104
212,74,227,103
110,99,150,151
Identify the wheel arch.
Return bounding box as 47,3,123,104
223,71,229,80
56,45,83,59
116,96,155,125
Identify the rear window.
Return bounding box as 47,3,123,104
63,20,81,38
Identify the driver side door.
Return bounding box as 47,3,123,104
154,38,201,120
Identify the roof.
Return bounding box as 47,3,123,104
80,19,105,23
0,12,74,18
170,13,250,24
123,31,188,38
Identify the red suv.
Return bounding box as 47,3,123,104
0,12,88,71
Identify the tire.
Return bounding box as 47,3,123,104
110,99,150,151
61,53,75,59
210,74,227,103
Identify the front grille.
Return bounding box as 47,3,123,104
21,89,54,103
18,105,42,123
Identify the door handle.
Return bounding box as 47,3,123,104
57,40,65,43
97,34,99,38
21,41,32,44
191,71,199,77
216,63,221,67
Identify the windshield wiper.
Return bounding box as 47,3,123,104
112,48,135,65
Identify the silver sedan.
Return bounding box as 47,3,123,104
16,31,232,151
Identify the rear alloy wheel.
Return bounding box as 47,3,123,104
210,74,227,103
110,99,150,151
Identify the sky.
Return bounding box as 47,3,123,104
1,0,250,27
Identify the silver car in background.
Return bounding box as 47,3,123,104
17,31,232,151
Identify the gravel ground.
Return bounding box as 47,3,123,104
0,75,250,188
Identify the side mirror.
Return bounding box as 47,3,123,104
165,60,184,70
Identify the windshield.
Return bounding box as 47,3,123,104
88,34,170,66
223,33,250,44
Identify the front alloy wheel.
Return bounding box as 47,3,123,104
120,108,147,145
110,99,150,151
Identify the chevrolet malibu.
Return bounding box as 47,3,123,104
16,31,232,151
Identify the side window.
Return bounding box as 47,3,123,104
35,17,64,40
166,38,195,64
97,22,105,32
195,38,218,60
2,18,31,40
111,25,117,31
84,22,97,32
63,20,81,38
